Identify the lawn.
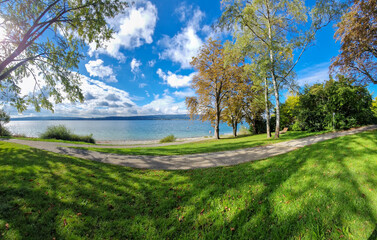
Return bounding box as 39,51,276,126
0,136,97,145
1,130,377,239
73,131,328,156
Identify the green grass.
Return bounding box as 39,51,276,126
1,130,377,239
74,131,329,156
0,136,96,145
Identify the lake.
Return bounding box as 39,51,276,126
7,120,239,141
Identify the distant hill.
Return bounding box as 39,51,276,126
11,114,194,121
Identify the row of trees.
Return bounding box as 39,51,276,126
186,0,376,139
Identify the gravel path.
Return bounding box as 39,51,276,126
2,125,376,170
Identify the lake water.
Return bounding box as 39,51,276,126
7,120,238,141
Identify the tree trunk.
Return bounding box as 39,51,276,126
215,122,220,139
233,121,237,137
264,77,271,138
215,106,220,139
266,4,280,139
272,77,280,139
252,118,257,135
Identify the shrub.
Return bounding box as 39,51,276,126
239,125,250,135
291,122,302,131
40,125,95,144
160,135,176,143
0,127,11,137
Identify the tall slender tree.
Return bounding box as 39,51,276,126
220,0,345,138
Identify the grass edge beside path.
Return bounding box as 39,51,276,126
0,136,97,145
71,130,331,156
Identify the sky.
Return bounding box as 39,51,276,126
7,0,377,117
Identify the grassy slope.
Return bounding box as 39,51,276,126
74,131,328,156
1,131,377,239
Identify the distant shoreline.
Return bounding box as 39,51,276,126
11,114,194,121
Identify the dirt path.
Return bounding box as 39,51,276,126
2,125,376,170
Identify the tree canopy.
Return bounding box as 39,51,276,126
0,0,128,112
331,0,377,84
186,39,233,139
295,76,374,131
219,0,345,138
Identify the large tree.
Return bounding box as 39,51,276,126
220,0,345,138
0,0,128,112
331,0,377,84
186,39,232,139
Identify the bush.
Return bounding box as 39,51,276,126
239,125,250,135
160,135,176,143
0,126,11,137
291,122,302,131
40,125,95,144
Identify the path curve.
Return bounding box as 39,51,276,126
2,125,376,170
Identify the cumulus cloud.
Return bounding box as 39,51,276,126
7,72,189,118
156,68,196,88
159,7,205,69
139,94,186,115
85,59,117,83
88,1,158,61
173,88,195,98
130,58,142,74
105,94,121,102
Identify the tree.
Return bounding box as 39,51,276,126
280,94,300,127
0,109,10,136
223,92,244,137
186,39,232,139
372,97,377,116
331,0,377,84
220,0,345,138
0,0,128,112
297,75,374,131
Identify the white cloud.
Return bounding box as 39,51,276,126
139,94,186,115
157,68,196,88
173,88,195,98
88,1,158,61
297,62,330,86
8,73,190,118
148,60,156,67
130,58,142,74
139,83,147,88
159,8,205,69
85,59,117,83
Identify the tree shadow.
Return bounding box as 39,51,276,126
1,130,377,239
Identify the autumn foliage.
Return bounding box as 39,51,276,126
331,0,377,84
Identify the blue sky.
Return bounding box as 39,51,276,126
9,0,377,117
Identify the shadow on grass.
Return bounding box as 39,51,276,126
1,130,377,239
79,131,328,156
